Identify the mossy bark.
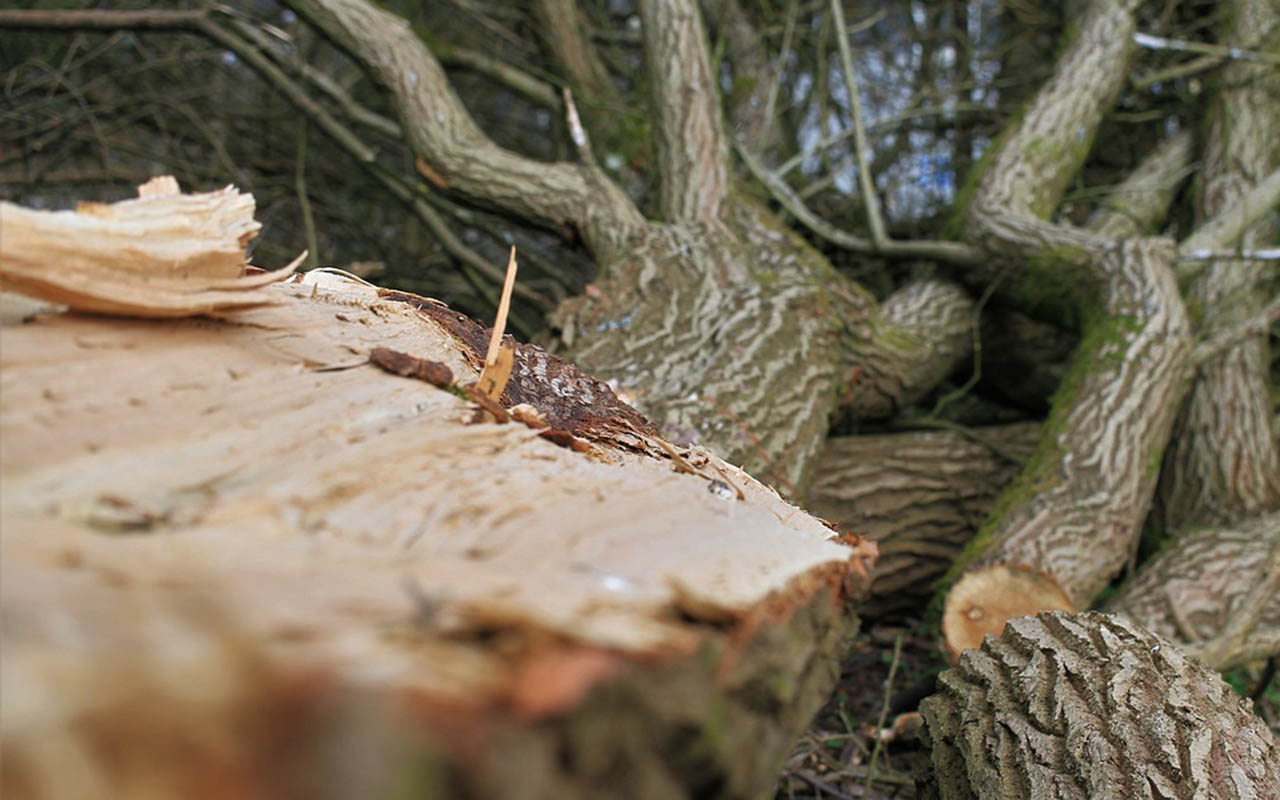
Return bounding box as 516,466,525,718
938,0,1194,630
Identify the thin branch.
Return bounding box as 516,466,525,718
863,633,903,796
1133,30,1280,66
829,0,886,248
222,14,402,139
759,0,798,138
437,45,560,108
295,122,319,270
1180,248,1280,261
735,143,983,266
1194,293,1280,365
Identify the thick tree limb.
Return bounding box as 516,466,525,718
638,0,730,224
284,0,643,249
532,0,608,100
810,424,1039,615
1109,512,1280,670
840,281,975,420
942,0,1194,651
1086,131,1193,238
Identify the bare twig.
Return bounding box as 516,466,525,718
864,632,903,795
1133,31,1280,66
735,143,983,266
1180,248,1280,261
829,0,886,248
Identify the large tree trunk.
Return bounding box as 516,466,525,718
919,611,1280,800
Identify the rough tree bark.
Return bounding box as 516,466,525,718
919,612,1280,800
1109,511,1280,670
1158,0,1280,529
809,423,1039,615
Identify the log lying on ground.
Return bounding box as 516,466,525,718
0,267,875,800
809,423,1038,616
1109,512,1280,670
918,611,1280,800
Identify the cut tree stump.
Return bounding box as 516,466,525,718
918,611,1280,800
0,185,876,799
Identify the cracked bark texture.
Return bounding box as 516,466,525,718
809,424,1039,616
1159,0,1280,529
1108,511,1280,664
945,0,1193,619
918,611,1280,800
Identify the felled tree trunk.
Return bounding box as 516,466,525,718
0,187,875,800
809,423,1038,615
918,612,1280,800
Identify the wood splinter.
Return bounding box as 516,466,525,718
475,246,518,404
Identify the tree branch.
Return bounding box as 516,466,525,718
1193,293,1280,365
1178,166,1280,278
829,0,886,248
283,0,643,249
735,144,983,266
1086,131,1193,238
638,0,730,223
